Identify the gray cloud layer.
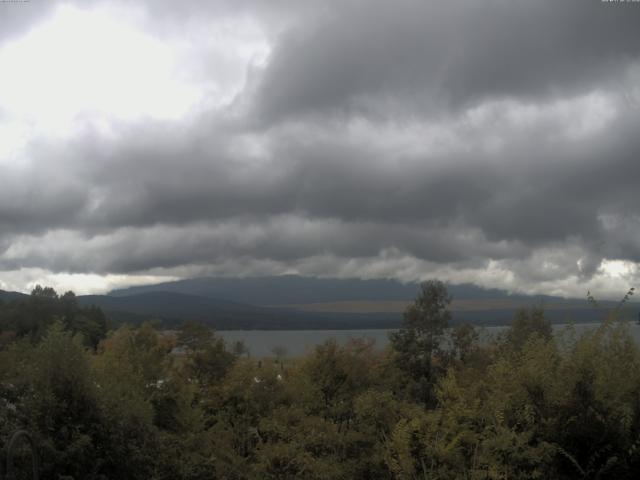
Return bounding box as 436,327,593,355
252,0,640,122
1,0,640,296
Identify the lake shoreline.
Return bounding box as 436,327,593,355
214,321,640,358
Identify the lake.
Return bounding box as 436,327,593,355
218,322,640,358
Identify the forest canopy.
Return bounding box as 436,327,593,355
0,281,639,479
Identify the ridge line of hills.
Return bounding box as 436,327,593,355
1,276,635,330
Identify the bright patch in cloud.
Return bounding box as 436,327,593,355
0,4,201,135
0,268,177,295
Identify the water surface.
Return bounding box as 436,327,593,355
218,322,640,358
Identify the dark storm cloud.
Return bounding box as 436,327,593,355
253,0,640,123
75,105,640,237
0,217,523,275
2,0,640,295
6,97,639,278
0,162,88,234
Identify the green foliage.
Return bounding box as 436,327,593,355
0,286,108,348
1,283,640,479
390,279,452,405
502,306,552,352
177,320,237,390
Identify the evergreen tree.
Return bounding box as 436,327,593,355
390,279,451,405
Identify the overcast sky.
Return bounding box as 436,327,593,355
1,0,640,298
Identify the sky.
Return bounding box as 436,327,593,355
1,0,640,298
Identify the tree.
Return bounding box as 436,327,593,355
30,285,58,299
390,279,451,405
504,306,552,352
16,321,104,479
99,322,174,391
176,321,236,389
0,286,108,347
177,320,215,353
232,340,250,358
272,346,288,371
450,322,480,364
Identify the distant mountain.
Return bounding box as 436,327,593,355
109,275,556,305
77,290,401,330
0,289,28,302
80,291,261,317
102,275,629,329
4,278,633,331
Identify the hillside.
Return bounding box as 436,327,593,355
106,276,635,328
5,278,636,330
0,289,28,302
77,290,400,330
109,275,558,304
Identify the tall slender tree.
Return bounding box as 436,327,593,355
390,279,451,405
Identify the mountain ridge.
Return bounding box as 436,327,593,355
4,277,636,330
108,275,567,305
